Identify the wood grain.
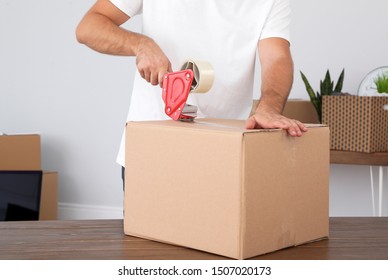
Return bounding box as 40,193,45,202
1,218,388,260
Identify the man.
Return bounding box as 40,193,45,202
76,0,307,168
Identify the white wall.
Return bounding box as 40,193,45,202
289,0,388,217
0,0,387,218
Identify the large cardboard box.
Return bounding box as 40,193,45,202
0,134,41,170
124,119,329,259
322,96,388,152
252,99,319,123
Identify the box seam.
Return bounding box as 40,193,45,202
127,121,243,136
238,134,246,259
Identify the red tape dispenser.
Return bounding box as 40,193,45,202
162,60,214,121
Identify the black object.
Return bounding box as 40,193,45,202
0,171,43,221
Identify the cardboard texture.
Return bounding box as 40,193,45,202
322,96,388,152
124,119,329,259
39,171,58,220
252,99,319,123
0,134,41,170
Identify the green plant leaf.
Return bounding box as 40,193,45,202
300,71,319,109
334,68,345,92
300,69,345,123
321,70,334,95
316,96,322,123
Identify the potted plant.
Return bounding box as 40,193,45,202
374,72,388,94
300,69,345,123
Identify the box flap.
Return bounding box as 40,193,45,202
127,119,326,134
127,118,246,134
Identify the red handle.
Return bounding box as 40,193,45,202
162,69,194,121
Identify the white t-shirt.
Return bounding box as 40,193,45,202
111,0,291,166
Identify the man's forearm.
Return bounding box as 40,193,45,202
76,12,143,56
256,37,294,115
76,0,172,87
257,54,293,114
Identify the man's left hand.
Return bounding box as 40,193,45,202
245,106,307,137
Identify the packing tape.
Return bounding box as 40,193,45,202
180,59,214,93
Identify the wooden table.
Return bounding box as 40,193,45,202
330,151,388,166
1,218,388,260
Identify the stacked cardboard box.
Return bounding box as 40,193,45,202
0,134,58,220
124,119,329,259
252,99,320,124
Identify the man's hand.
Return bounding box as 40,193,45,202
135,37,172,87
248,38,307,136
245,104,307,137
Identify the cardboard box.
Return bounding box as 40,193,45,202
322,96,388,152
0,134,41,170
252,99,319,123
0,134,58,220
40,171,58,220
124,119,329,259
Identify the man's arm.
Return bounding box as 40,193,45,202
245,37,307,136
76,0,171,87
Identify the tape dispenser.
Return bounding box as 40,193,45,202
162,60,214,121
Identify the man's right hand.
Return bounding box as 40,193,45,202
135,36,173,88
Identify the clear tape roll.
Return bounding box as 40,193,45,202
180,59,214,93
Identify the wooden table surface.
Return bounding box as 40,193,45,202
0,217,387,260
330,150,388,166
